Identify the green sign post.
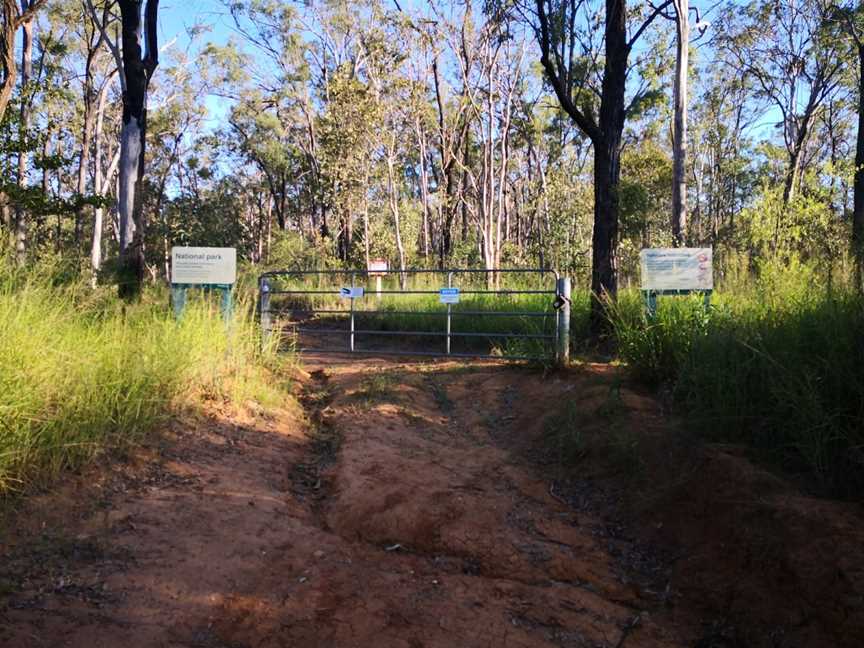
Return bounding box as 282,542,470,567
643,288,712,318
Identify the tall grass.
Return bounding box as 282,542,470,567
608,272,864,497
0,271,285,495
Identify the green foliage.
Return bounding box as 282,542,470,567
538,160,593,276
0,268,287,496
740,184,849,264
618,141,674,281
608,268,864,497
267,230,339,271
607,290,711,385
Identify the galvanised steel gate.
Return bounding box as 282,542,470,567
259,269,571,364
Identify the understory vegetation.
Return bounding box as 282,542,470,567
0,265,284,496
609,260,864,497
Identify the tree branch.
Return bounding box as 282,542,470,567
628,0,673,49
16,0,46,28
534,0,600,141
143,0,159,79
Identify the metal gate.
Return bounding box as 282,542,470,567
259,269,570,364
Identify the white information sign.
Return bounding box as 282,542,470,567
368,259,389,276
171,247,236,285
439,287,460,304
640,248,713,290
340,287,365,299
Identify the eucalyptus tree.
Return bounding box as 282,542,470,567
0,0,48,124
657,0,708,246
13,0,36,263
449,8,526,284
688,67,757,246
1,0,49,261
210,0,326,241
521,0,672,332
86,63,122,281
836,2,864,290
319,69,382,263
145,37,210,280
72,0,115,249
116,0,159,299
428,3,475,265
719,0,847,210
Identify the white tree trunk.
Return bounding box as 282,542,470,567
386,141,407,290
14,2,33,265
91,71,118,284
118,117,142,254
415,117,431,264
672,0,689,246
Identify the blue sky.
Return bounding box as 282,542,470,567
158,2,236,128
159,1,233,46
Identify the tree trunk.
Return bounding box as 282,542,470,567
775,133,808,250
117,0,158,300
0,0,45,127
591,138,621,316
782,96,818,207
535,0,631,337
415,117,431,264
783,145,805,204
91,70,119,283
854,44,864,292
386,144,407,290
588,0,628,335
362,195,370,270
77,50,100,247
432,56,456,265
461,134,470,244
14,1,32,265
671,0,689,246
0,2,20,127
117,110,145,295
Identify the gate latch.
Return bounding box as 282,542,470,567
552,293,570,311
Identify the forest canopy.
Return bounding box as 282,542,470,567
0,0,860,300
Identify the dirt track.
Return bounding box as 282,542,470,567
0,357,691,647
2,356,864,647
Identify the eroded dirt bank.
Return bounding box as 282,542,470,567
1,357,863,647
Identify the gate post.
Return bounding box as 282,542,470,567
446,271,453,355
260,276,272,348
555,276,571,367
349,272,356,352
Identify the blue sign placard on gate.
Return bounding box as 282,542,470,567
439,287,460,304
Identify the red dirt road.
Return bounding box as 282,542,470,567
3,357,863,647
0,359,689,647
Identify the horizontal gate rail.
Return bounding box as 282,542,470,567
266,289,555,295
260,268,560,277
259,267,570,364
292,349,547,362
290,328,555,340
277,309,552,318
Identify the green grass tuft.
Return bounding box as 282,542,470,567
607,281,864,497
0,271,288,496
